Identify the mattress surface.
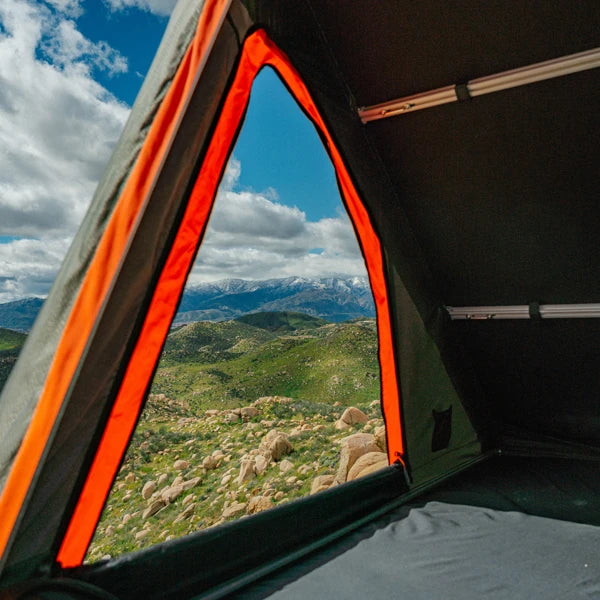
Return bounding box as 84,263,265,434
259,501,599,599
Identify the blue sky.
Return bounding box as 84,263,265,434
0,0,365,301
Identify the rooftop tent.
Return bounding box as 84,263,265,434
0,0,599,599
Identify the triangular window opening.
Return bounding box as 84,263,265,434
85,67,386,562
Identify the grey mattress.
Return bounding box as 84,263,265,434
260,501,600,600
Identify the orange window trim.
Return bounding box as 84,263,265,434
57,29,404,567
0,0,232,569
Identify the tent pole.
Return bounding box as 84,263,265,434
359,47,600,122
446,303,600,320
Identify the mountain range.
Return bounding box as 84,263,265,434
175,276,375,324
0,276,375,332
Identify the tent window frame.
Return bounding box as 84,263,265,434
56,28,403,568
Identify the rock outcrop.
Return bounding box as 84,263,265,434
335,432,380,483
346,451,388,481
259,430,293,461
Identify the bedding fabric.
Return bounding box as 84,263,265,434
251,501,599,600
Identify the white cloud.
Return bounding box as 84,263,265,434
0,0,130,301
0,237,71,302
104,0,177,17
0,4,366,305
41,19,128,76
188,159,368,284
43,0,82,17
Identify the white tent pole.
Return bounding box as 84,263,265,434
446,303,600,320
359,47,600,123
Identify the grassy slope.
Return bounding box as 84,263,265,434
151,319,380,412
0,327,26,351
0,328,26,389
235,311,327,333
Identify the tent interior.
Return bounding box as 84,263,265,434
0,1,599,599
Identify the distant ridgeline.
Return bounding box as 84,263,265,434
0,277,375,332
0,277,375,392
174,276,375,324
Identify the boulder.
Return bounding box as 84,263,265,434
241,406,259,419
182,476,201,491
222,502,246,519
157,473,168,486
125,472,135,483
335,433,380,483
334,419,352,430
174,502,196,523
340,407,369,425
254,454,270,475
161,484,183,504
141,481,156,500
203,455,219,470
237,457,256,484
346,452,388,481
279,459,294,474
374,425,387,453
247,495,272,515
259,430,293,461
224,412,240,423
142,499,166,520
135,529,149,541
173,459,189,471
182,494,195,507
311,474,335,495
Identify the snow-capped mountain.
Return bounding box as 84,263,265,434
0,277,375,332
175,276,375,323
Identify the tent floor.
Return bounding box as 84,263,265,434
232,455,600,600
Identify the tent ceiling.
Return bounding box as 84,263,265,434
309,0,600,107
302,0,600,306
252,0,600,446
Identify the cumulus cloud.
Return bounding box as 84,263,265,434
0,0,130,301
0,0,129,237
0,237,71,302
188,159,368,284
104,0,177,17
43,0,82,17
0,3,365,304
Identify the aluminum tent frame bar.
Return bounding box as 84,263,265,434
446,304,600,320
359,47,600,123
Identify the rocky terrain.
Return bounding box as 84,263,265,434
86,313,385,562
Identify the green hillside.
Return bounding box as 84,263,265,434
236,311,327,333
151,318,380,412
0,327,26,351
161,320,276,365
0,328,26,390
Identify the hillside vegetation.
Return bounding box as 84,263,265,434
88,313,385,562
152,317,380,410
0,327,26,389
